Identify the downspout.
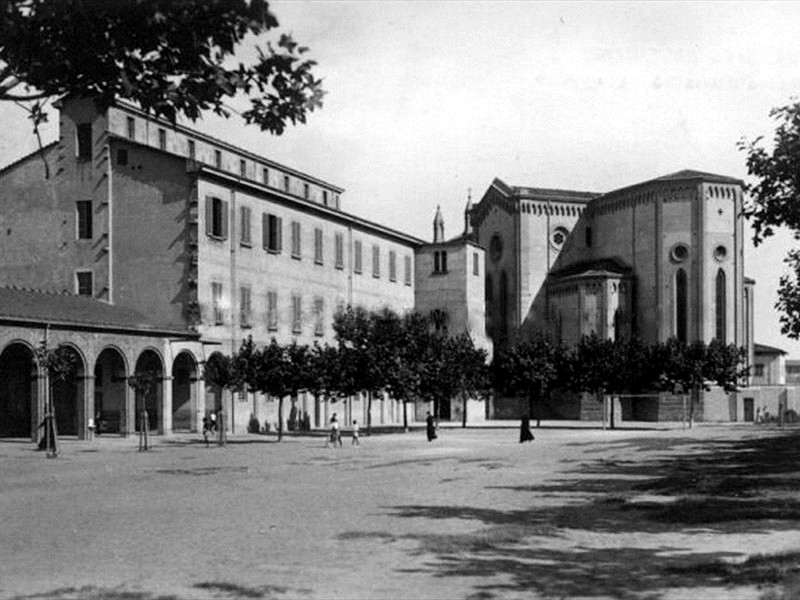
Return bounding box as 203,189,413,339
106,143,113,304
229,188,237,435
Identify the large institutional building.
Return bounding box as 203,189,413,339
0,96,787,441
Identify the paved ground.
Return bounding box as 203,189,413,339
1,424,798,600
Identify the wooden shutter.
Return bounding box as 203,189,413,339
262,213,269,249
205,196,214,237
220,200,229,240
276,217,283,252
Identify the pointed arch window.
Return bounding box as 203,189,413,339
716,268,726,343
675,268,688,343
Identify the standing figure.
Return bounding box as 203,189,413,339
329,413,342,448
519,417,535,443
351,420,360,446
426,412,437,442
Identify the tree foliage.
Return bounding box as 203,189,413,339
1,0,324,135
739,101,800,337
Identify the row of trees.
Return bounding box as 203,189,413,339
204,307,491,443
494,334,747,429
205,306,747,443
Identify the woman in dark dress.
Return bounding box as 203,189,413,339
426,412,437,442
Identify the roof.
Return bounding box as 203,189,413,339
548,257,632,280
492,178,600,203
0,286,197,336
754,342,787,356
603,169,744,198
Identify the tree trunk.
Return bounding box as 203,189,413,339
536,382,543,428
366,391,372,435
462,394,468,428
277,396,284,441
688,389,696,428
403,400,409,432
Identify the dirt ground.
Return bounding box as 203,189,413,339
1,424,799,600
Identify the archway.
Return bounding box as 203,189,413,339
204,352,225,422
0,343,37,438
172,352,197,432
50,346,85,437
134,350,163,432
94,348,127,434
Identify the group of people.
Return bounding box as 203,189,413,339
288,405,312,431
327,413,360,447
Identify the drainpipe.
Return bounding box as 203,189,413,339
106,142,114,304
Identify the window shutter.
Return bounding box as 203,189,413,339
262,213,269,249
205,196,214,237
277,217,283,252
221,200,229,240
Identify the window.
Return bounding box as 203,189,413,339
126,117,135,140
323,191,329,206
754,364,765,378
334,194,340,209
473,252,480,276
262,167,269,185
585,226,593,248
292,295,302,333
240,159,247,178
187,139,196,160
240,286,252,328
314,228,323,264
76,123,92,160
372,245,380,278
240,206,252,246
263,213,282,253
214,149,222,169
117,148,128,166
389,250,397,282
434,250,448,274
314,297,324,336
304,183,310,199
675,268,688,343
267,291,278,331
354,240,363,274
76,201,93,239
404,255,412,286
284,175,290,192
716,269,727,343
291,221,302,259
334,232,344,269
205,196,228,240
76,271,93,297
212,282,224,325
158,128,166,151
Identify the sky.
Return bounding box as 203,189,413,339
2,1,800,354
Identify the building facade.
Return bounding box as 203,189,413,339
0,97,432,439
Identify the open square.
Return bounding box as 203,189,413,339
2,425,799,600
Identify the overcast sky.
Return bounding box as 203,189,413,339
2,1,800,355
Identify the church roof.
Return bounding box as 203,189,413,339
651,169,744,185
548,257,632,280
0,286,197,336
492,178,600,203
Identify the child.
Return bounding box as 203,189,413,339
351,420,360,446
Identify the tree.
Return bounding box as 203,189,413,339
493,333,568,428
569,334,628,429
127,369,160,451
449,333,491,428
1,0,324,175
34,341,78,457
253,339,310,441
739,101,800,338
203,350,245,446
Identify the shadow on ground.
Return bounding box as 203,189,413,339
340,429,800,599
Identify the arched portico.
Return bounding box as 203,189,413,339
50,345,86,437
133,349,164,433
94,347,128,434
0,342,38,438
172,351,198,432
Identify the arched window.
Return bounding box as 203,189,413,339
716,268,726,343
676,268,688,343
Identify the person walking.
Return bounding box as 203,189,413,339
426,412,437,442
351,420,360,446
519,416,535,443
329,413,342,448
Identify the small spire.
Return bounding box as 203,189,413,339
463,189,473,236
433,205,445,243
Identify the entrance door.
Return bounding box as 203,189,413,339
743,397,755,422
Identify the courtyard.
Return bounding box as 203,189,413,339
1,424,799,600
